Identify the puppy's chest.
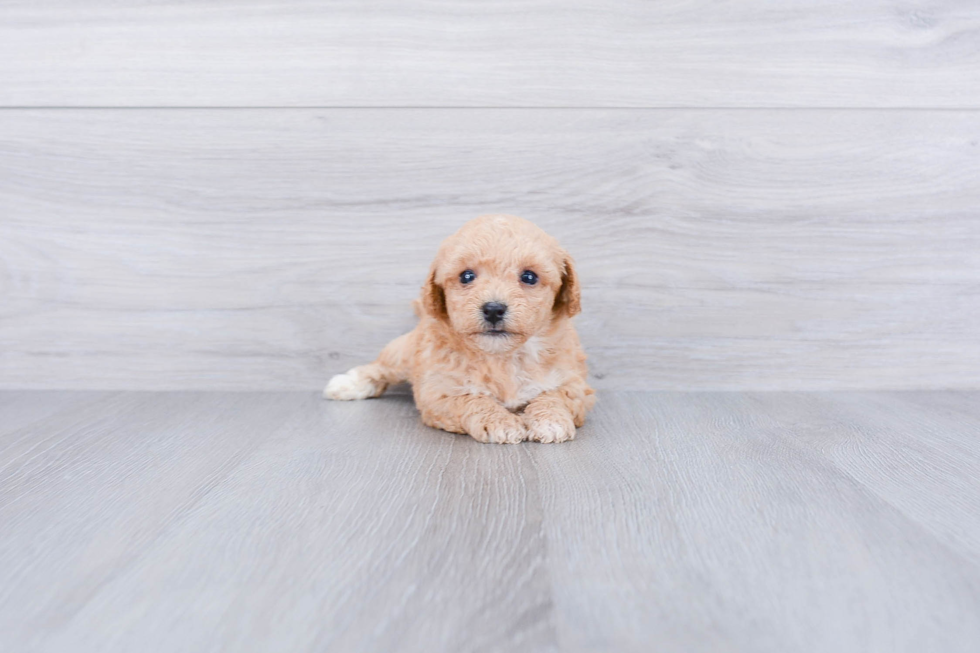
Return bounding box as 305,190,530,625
475,358,564,411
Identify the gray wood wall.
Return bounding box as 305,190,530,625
1,1,978,391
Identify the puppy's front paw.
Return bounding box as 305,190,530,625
523,407,576,443
468,412,527,444
323,369,376,401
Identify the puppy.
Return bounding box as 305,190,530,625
324,214,595,443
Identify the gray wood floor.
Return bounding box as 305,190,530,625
2,391,979,652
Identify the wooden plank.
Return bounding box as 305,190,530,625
0,391,306,649
5,391,979,651
0,390,112,437
745,391,980,567
896,389,980,421
1,109,979,390
1,1,979,107
30,393,556,652
531,391,980,652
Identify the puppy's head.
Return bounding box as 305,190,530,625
421,214,580,353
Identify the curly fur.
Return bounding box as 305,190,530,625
324,214,595,444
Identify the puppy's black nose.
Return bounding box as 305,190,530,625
482,301,507,325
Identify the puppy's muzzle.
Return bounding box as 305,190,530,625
482,301,507,327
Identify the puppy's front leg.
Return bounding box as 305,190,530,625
416,387,527,444
522,382,594,443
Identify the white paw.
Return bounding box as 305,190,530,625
323,369,376,401
525,417,575,443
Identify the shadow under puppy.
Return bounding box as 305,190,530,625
324,214,595,443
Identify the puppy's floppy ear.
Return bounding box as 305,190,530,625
421,269,448,320
553,254,581,318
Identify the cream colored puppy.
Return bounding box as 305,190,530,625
324,214,595,443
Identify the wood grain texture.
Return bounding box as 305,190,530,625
0,390,111,437
533,392,980,652
2,390,979,652
0,391,309,647
43,395,555,653
2,109,979,391
1,1,979,107
746,392,980,567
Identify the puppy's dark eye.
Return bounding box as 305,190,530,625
459,269,476,284
520,270,538,285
